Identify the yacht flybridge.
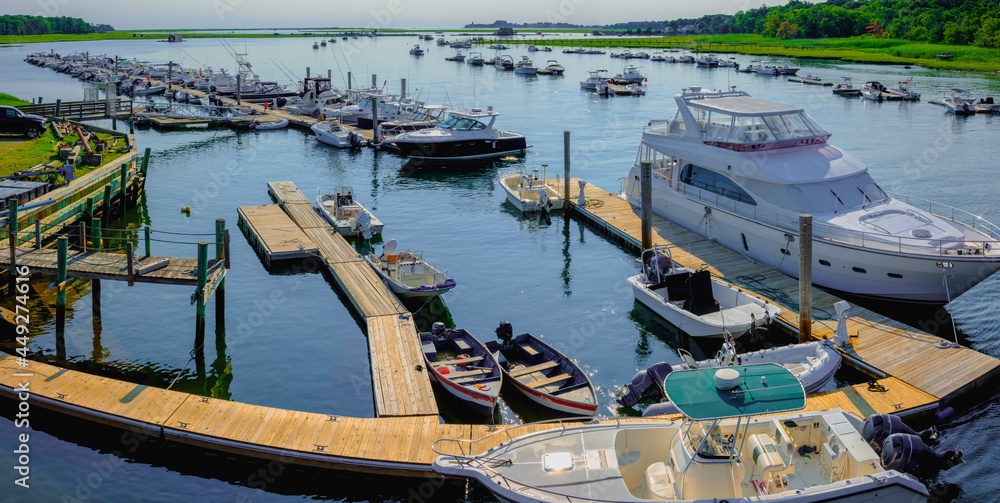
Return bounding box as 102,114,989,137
624,87,1000,302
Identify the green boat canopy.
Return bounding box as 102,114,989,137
664,364,806,421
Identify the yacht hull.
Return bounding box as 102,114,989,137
625,165,1000,303
391,136,527,159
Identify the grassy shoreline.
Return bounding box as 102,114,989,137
0,93,29,107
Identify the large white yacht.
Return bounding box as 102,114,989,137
624,87,1000,303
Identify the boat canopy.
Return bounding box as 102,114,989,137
664,363,805,421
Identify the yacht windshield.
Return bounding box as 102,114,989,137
439,116,486,130
744,173,888,213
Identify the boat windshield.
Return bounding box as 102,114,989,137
438,116,487,131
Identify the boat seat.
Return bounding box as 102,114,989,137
644,462,676,499
421,342,437,360
528,373,571,388
447,368,491,380
509,360,558,378
650,271,690,302
520,344,540,357
453,339,472,352
431,356,484,366
683,270,720,315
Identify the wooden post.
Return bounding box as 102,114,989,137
56,237,67,308
168,60,172,87
640,160,653,252
7,199,17,271
306,67,310,78
195,242,208,347
372,73,377,88
236,74,242,105
563,131,571,206
140,147,151,175
119,163,127,212
798,214,813,343
327,69,331,80
79,221,86,252
34,219,41,249
92,220,102,251
144,226,151,257
55,99,62,117
223,229,230,269
347,71,352,89
126,243,134,286
400,78,406,99
102,185,111,224
129,118,134,135
372,95,380,145
215,219,225,260
215,219,227,335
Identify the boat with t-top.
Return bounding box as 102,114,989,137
433,364,935,502
387,106,527,160
622,86,1000,302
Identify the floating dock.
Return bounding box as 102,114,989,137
551,177,1000,408
0,246,226,286
237,204,318,266
267,181,437,417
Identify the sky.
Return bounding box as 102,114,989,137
4,0,815,30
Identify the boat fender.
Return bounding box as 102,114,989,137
935,406,955,424
439,366,451,375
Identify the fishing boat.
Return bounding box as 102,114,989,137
494,54,514,71
514,56,538,75
498,168,564,213
466,51,485,65
387,107,528,160
311,120,367,148
434,364,935,502
421,323,502,415
409,44,425,55
943,90,977,116
444,50,465,62
860,81,892,101
832,76,861,96
314,186,384,238
628,246,780,337
620,331,843,416
650,52,666,62
540,60,564,75
363,239,456,300
623,86,1000,303
889,78,921,101
484,322,597,417
580,69,608,90
615,64,645,84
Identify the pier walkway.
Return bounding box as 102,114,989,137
266,181,437,418
552,177,1000,406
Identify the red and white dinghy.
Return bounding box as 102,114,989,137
420,323,502,415
486,322,597,417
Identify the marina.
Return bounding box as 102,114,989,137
3,31,1000,503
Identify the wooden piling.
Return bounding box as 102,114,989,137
140,147,151,175
640,160,653,252
563,131,570,205
799,214,812,343
372,73,377,88
56,237,67,308
306,67,310,78
144,226,151,257
215,219,226,334
79,221,86,252
55,99,62,117
236,74,242,106
7,199,17,271
196,242,208,343
92,220,102,251
401,78,406,99
126,243,134,286
347,71,352,89
34,219,41,249
372,96,380,145
119,163,127,212
102,185,111,223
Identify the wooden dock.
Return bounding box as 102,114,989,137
266,181,437,417
237,204,318,266
552,177,1000,407
0,246,226,286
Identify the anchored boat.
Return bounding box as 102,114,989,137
433,364,933,502
623,87,1000,302
628,246,780,337
363,239,456,300
485,322,597,417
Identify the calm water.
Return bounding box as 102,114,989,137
2,36,1000,502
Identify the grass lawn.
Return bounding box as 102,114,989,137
0,125,130,180
0,93,29,107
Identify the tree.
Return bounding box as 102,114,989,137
776,21,801,39
865,20,886,38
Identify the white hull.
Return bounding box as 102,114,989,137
499,171,565,213
625,165,999,302
315,192,384,237
628,273,779,337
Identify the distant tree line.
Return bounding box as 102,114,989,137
0,15,110,36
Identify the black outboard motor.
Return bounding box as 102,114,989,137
617,362,673,408
644,254,671,284
862,414,939,454
431,322,448,341
881,433,962,474
495,321,513,346
275,97,287,108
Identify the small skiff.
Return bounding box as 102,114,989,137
314,186,384,238
421,323,502,414
363,239,456,300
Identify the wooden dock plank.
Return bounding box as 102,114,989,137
237,204,318,263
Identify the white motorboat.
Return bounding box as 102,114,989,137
444,50,465,61
540,60,564,75
620,331,843,416
888,78,921,101
434,364,936,503
650,52,666,61
311,120,367,148
974,96,1000,113
832,76,861,96
943,89,977,116
514,56,538,75
363,239,456,300
466,51,485,65
409,44,425,55
623,87,1000,302
436,36,448,45
498,168,565,213
860,80,891,101
315,187,384,238
387,106,528,160
628,246,780,337
312,41,319,49
696,54,720,67
280,77,344,116
616,64,645,83
580,69,608,90
494,54,514,71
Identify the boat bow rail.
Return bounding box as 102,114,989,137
635,174,1000,257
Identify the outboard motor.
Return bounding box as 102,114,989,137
431,322,448,341
881,433,962,474
348,131,365,148
643,253,672,284
863,414,939,454
276,97,287,108
495,321,514,346
617,362,673,408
